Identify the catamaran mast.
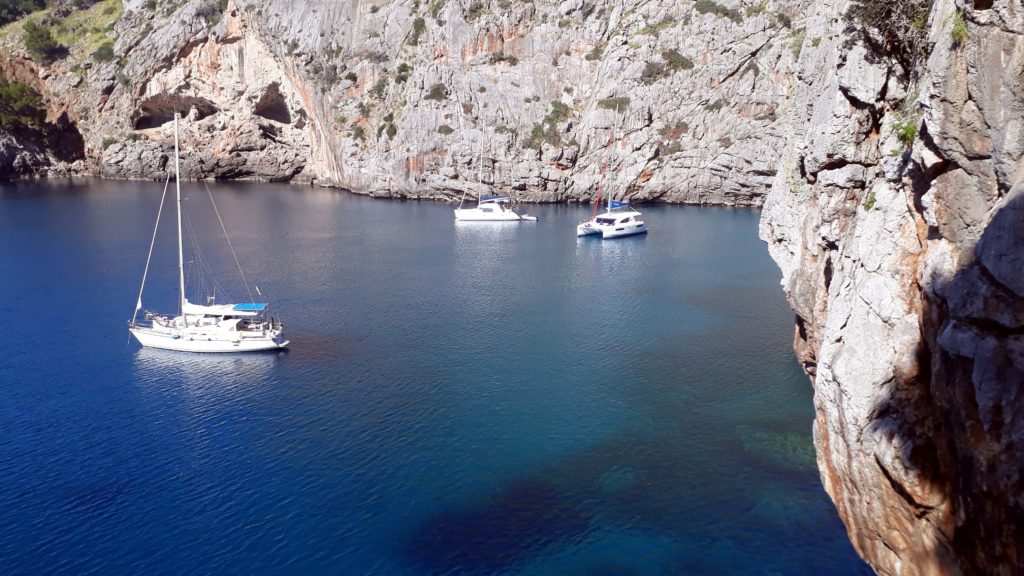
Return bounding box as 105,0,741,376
174,112,185,316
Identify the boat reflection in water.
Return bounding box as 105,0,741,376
132,347,284,401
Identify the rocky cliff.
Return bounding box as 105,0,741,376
0,0,811,205
760,0,1024,573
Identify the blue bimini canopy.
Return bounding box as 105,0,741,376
480,195,510,202
233,303,269,312
610,200,630,208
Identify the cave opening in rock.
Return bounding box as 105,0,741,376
132,95,219,130
253,83,292,124
973,0,993,9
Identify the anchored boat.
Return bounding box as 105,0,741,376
453,145,536,222
576,124,648,239
576,199,649,239
454,195,536,221
128,113,288,353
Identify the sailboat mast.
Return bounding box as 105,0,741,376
174,112,185,316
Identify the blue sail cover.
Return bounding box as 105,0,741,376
233,303,268,312
610,200,630,208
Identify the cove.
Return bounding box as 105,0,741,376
0,180,868,574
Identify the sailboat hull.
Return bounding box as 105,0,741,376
453,209,524,221
602,222,649,239
130,327,288,353
577,209,648,239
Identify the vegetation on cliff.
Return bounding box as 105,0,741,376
0,72,44,127
846,0,933,71
22,19,64,62
0,0,121,65
0,0,45,26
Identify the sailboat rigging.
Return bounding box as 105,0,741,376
128,113,289,353
576,115,649,239
454,142,537,222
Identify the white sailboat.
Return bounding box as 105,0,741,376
128,113,288,353
454,145,536,222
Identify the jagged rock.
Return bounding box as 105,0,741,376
0,0,811,206
761,0,1024,574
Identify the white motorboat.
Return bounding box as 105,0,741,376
454,195,536,221
128,113,288,353
576,200,649,239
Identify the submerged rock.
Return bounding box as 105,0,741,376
736,425,817,472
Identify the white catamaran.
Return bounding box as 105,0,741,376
576,128,648,239
454,146,536,222
128,113,288,353
575,198,649,239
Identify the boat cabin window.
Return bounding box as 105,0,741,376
481,207,494,212
596,217,616,225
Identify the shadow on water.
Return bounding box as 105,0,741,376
400,423,847,575
403,480,592,575
399,337,851,573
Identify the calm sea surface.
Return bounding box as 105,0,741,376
0,180,868,575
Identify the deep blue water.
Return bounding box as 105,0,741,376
0,180,868,575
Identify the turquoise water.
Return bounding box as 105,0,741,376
0,180,867,574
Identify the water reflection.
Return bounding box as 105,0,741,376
453,220,526,246
133,348,282,401
575,232,648,262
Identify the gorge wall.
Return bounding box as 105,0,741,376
3,0,1023,574
0,0,812,205
761,0,1024,573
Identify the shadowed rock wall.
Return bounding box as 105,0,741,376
761,0,1024,573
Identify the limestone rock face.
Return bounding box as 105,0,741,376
1,0,812,205
760,0,1024,573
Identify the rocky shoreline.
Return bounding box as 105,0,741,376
0,0,814,207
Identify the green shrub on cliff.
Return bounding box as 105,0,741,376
694,0,742,24
195,0,229,25
394,62,412,83
91,40,114,63
597,96,629,111
846,0,933,71
638,16,675,35
0,74,45,128
950,10,968,47
0,0,46,26
408,17,425,45
424,83,447,101
895,120,918,148
523,101,573,149
863,189,876,210
22,20,66,63
662,49,694,71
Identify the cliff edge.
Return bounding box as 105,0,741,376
761,0,1023,573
